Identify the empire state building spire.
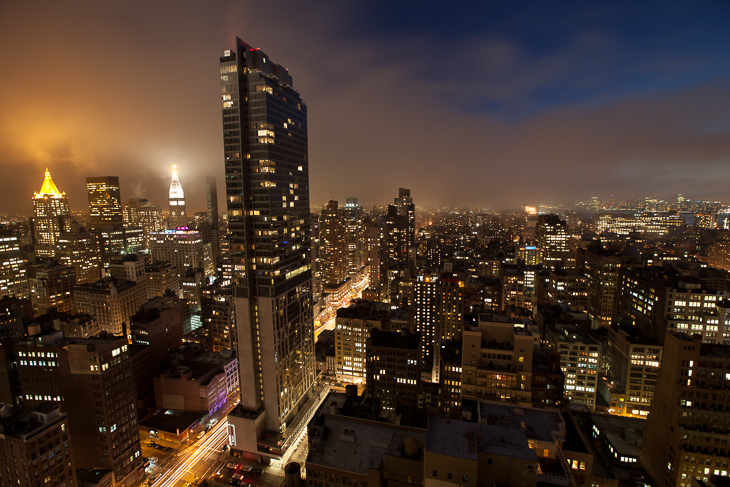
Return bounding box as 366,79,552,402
168,165,187,228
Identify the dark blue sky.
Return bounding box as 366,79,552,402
1,0,729,213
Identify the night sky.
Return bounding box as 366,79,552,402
1,1,729,215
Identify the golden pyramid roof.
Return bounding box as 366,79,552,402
34,168,65,198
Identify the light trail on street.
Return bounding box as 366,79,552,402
154,419,229,487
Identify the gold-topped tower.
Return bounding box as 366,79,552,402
30,168,71,257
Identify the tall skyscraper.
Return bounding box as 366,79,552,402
220,38,316,460
86,176,123,230
30,168,71,257
168,165,187,228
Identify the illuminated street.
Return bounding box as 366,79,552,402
152,418,229,487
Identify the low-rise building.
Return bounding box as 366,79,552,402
154,363,227,415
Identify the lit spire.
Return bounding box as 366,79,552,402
169,165,185,199
34,168,65,199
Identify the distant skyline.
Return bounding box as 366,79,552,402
1,1,729,215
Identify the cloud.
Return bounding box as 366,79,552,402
0,0,728,215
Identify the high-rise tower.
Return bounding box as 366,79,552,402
86,176,123,230
220,38,316,460
168,166,187,228
30,168,71,257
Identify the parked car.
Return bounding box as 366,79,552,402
163,447,174,452
146,442,156,447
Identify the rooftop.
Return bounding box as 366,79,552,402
307,414,426,475
139,409,203,434
474,401,565,444
370,328,420,350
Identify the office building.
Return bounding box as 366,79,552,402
220,38,317,463
148,228,215,279
334,300,388,384
201,285,234,352
28,263,76,316
0,230,29,300
516,243,543,266
546,324,601,410
86,176,123,231
531,348,565,408
592,211,685,237
367,328,421,410
641,333,730,487
461,313,535,406
583,244,622,328
56,229,101,285
600,324,661,418
144,261,181,299
414,273,465,375
536,214,570,270
95,226,145,263
365,221,382,296
320,200,348,287
30,169,71,257
12,334,141,485
437,339,462,417
74,277,145,335
343,198,366,277
500,264,526,309
130,296,184,368
123,198,164,246
619,267,727,344
0,403,77,487
385,189,415,267
546,270,589,312
168,166,187,228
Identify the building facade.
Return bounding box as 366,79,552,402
220,38,317,463
30,169,71,258
168,166,187,229
86,176,123,231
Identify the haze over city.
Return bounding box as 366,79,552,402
1,0,729,215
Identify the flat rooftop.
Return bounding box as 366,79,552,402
426,417,537,462
476,401,565,444
307,414,426,475
139,410,203,434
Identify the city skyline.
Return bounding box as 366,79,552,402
1,1,729,214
